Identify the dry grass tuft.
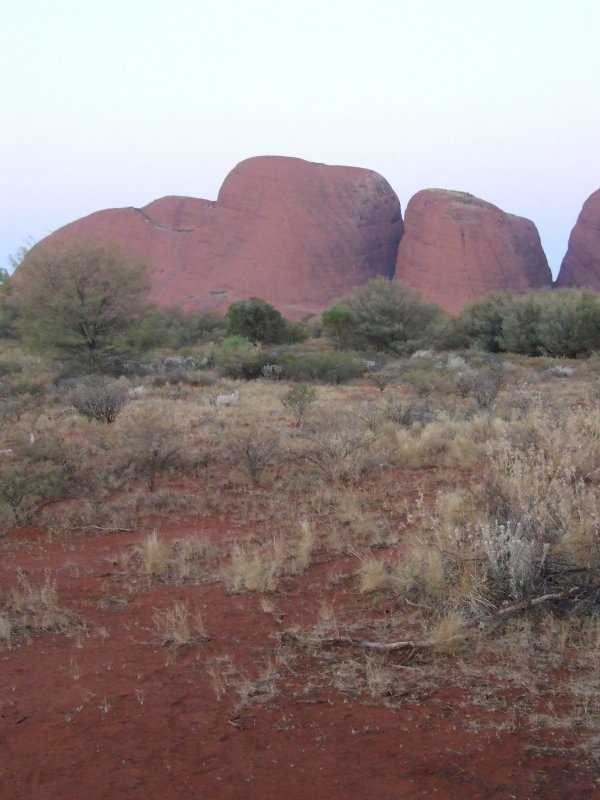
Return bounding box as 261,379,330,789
292,519,316,573
2,574,83,647
358,557,390,594
140,530,170,581
153,601,207,647
137,531,212,584
429,611,465,654
224,520,316,594
225,537,287,593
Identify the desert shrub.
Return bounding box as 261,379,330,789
291,425,374,481
228,430,280,486
454,289,600,357
70,377,128,423
128,306,226,349
0,352,52,416
181,370,218,387
480,424,600,565
500,289,600,357
280,384,317,427
456,293,517,352
260,364,283,381
383,412,501,471
386,397,434,427
282,320,309,343
0,500,15,536
395,411,600,617
214,337,273,379
534,289,600,357
357,402,386,433
302,314,323,339
277,351,364,383
0,359,23,378
112,406,192,491
367,370,392,393
401,362,457,397
455,371,501,408
480,521,549,602
0,436,95,525
322,278,447,353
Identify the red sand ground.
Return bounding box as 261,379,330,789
1,510,597,800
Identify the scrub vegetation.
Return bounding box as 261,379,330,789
3,245,600,795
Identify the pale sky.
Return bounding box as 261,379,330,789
2,0,599,277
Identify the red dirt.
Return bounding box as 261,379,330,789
1,516,597,800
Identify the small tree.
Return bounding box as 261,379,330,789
12,240,150,368
321,305,354,349
281,384,317,427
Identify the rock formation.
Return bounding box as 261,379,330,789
30,156,404,318
556,189,600,289
394,189,552,314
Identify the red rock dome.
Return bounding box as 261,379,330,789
394,189,551,313
28,156,404,318
556,189,600,289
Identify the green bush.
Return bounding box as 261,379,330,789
322,278,446,353
501,289,600,357
214,337,274,379
454,288,600,358
455,293,517,352
226,297,284,344
277,351,364,383
128,306,227,350
226,298,308,345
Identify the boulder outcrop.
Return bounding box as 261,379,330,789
394,189,552,313
30,156,404,317
556,189,600,289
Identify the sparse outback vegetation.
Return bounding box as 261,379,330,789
3,283,600,794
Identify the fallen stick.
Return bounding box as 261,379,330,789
281,586,580,653
73,524,136,532
483,586,580,625
280,631,465,651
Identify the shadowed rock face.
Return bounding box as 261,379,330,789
556,189,600,289
29,156,404,318
394,189,552,314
